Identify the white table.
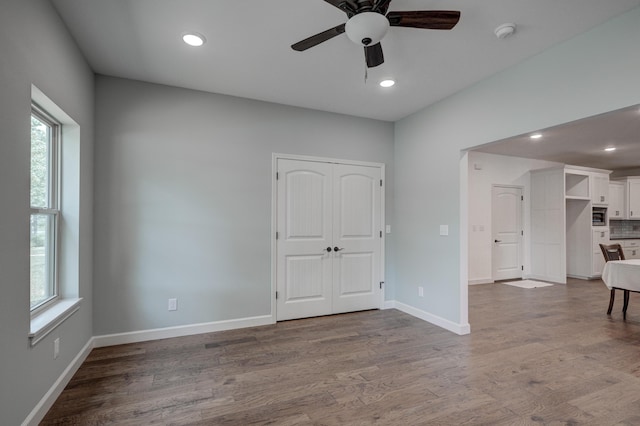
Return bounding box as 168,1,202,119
602,259,640,292
601,259,640,319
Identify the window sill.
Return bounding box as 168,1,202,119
29,298,82,346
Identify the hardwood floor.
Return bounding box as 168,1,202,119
42,278,640,425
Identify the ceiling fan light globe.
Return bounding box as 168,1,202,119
345,12,390,46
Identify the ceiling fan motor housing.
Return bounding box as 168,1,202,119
345,12,390,46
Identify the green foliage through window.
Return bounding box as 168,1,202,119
30,115,49,209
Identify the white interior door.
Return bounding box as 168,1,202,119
332,164,381,314
276,160,333,321
492,186,523,281
276,158,382,321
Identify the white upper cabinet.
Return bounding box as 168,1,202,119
609,181,625,219
563,168,611,203
590,173,609,206
611,177,640,220
628,179,640,219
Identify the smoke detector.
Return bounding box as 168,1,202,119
495,23,516,39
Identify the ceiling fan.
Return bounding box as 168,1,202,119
291,0,461,68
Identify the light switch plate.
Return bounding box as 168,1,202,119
440,225,449,236
168,298,177,311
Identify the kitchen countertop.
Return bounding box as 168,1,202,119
610,237,640,240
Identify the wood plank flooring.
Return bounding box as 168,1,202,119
42,278,640,425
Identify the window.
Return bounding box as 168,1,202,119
28,86,83,346
30,105,60,312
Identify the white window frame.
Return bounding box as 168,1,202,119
30,103,61,315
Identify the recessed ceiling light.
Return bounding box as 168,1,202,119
380,79,395,88
182,32,206,47
530,133,542,140
605,147,616,152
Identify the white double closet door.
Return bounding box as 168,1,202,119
276,158,383,321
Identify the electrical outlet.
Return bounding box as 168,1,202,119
54,338,60,359
168,298,177,311
418,286,424,297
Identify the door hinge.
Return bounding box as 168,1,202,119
521,230,524,236
379,281,384,289
276,172,279,180
521,265,524,271
380,231,382,238
276,231,279,240
275,291,279,299
521,195,524,201
380,179,383,187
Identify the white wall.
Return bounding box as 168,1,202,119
467,152,561,284
0,1,94,424
93,76,394,335
394,6,640,331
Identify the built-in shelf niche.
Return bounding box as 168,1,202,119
565,173,590,199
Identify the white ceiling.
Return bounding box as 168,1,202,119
471,104,640,172
51,0,640,122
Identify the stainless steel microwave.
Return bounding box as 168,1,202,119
592,207,607,226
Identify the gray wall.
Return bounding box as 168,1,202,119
394,7,640,326
0,0,94,424
93,76,395,335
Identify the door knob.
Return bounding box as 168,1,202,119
334,247,344,252
494,240,502,243
325,247,332,253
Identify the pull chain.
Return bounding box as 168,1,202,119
363,51,368,84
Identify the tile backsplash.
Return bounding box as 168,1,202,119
610,220,640,239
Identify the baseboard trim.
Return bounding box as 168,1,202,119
566,274,596,281
93,315,274,348
389,300,470,335
22,337,95,426
382,300,395,310
528,274,566,284
469,278,494,285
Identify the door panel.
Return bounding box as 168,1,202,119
332,164,381,314
276,159,382,320
277,160,333,320
492,186,523,281
286,171,327,239
286,255,326,300
337,253,373,295
338,173,374,237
